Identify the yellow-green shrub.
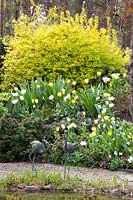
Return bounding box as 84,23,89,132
1,8,129,91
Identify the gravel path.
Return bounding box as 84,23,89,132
0,162,132,188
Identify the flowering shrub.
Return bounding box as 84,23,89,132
1,8,129,90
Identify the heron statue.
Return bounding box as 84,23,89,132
29,139,49,171
63,130,76,179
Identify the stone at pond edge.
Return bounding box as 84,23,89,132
17,184,25,189
25,186,40,192
40,184,54,190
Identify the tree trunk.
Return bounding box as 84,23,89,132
0,0,4,36
129,28,133,121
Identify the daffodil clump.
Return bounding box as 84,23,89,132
0,73,132,169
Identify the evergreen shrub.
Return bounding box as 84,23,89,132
1,8,129,91
0,113,54,162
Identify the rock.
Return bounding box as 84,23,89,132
17,184,25,189
40,184,54,190
25,186,40,192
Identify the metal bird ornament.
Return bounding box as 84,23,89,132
29,139,49,171
63,130,76,179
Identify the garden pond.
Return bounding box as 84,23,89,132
0,192,129,200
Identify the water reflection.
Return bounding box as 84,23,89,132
0,192,124,200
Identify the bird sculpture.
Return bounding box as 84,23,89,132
63,130,76,179
29,139,49,171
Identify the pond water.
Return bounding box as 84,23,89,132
0,192,126,200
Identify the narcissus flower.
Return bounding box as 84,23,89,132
49,95,54,100
104,93,111,98
127,156,133,163
97,71,101,76
111,73,120,79
32,99,35,104
91,127,96,132
57,92,62,97
37,85,40,88
80,141,87,146
72,81,77,85
12,99,18,104
21,89,26,94
104,116,109,121
66,79,70,84
61,88,65,94
20,96,24,100
12,92,18,96
108,96,115,101
84,78,89,84
107,130,112,136
72,90,76,94
90,132,96,138
102,77,110,83
68,123,77,129
35,99,38,103
94,119,99,124
67,117,71,122
48,82,53,87
14,87,18,91
71,99,76,104
64,94,71,101
61,124,65,130
56,126,60,132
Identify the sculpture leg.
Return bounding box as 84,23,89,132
32,154,37,172
64,152,68,179
29,152,37,172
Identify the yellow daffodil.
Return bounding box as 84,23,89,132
57,92,62,97
66,79,70,84
111,117,115,121
48,82,53,87
107,130,112,136
32,99,35,104
91,127,96,132
71,99,76,104
109,82,112,87
90,132,96,138
37,84,40,88
104,116,109,121
14,87,18,92
97,71,101,76
94,119,98,124
67,117,71,122
104,93,111,98
72,90,77,94
61,88,65,94
56,126,60,132
69,123,77,128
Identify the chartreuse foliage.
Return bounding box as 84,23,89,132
1,8,129,90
